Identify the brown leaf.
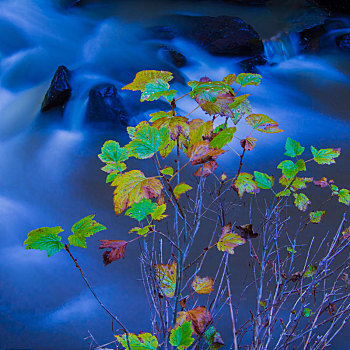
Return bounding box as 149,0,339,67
313,177,328,188
180,297,187,309
187,140,226,165
240,137,257,151
176,306,212,335
193,160,218,178
99,240,127,265
236,224,259,239
290,272,302,282
342,227,350,240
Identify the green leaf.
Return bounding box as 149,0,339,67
254,171,274,190
279,176,313,191
151,204,167,221
303,308,313,317
210,127,236,149
205,327,225,350
304,264,317,278
309,211,325,224
228,94,250,109
235,73,262,87
277,159,306,179
338,189,350,206
311,146,341,165
126,123,167,159
99,141,128,178
213,124,226,134
68,215,106,248
149,111,172,122
125,199,157,221
293,193,311,212
169,321,195,350
160,166,174,176
141,79,176,102
233,173,259,198
115,332,158,350
276,189,291,197
331,184,339,195
129,225,154,237
284,137,305,157
246,114,283,133
173,183,192,199
122,70,173,92
231,99,251,125
24,226,64,257
99,140,128,164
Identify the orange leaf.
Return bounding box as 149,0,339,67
176,306,212,335
193,160,218,177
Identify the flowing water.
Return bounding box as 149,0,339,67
0,0,350,349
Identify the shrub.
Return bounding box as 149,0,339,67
24,70,350,349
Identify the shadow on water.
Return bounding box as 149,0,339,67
0,0,350,349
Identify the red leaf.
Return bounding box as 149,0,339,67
313,177,328,188
99,240,127,265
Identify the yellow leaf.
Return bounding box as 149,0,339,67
113,170,163,215
173,183,192,199
191,276,214,294
154,261,177,297
217,223,246,254
122,70,173,92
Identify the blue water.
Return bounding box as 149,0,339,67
0,0,350,349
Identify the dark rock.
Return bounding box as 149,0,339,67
299,24,327,52
311,0,350,14
299,19,347,52
168,15,264,57
41,66,72,112
85,83,128,125
239,55,267,72
336,33,350,50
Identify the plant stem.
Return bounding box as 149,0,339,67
64,245,131,350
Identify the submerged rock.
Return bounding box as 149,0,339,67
41,65,72,112
336,33,350,50
239,55,267,72
85,83,128,125
160,46,187,67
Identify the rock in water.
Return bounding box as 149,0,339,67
41,65,72,112
85,84,128,125
181,16,264,57
336,33,350,50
